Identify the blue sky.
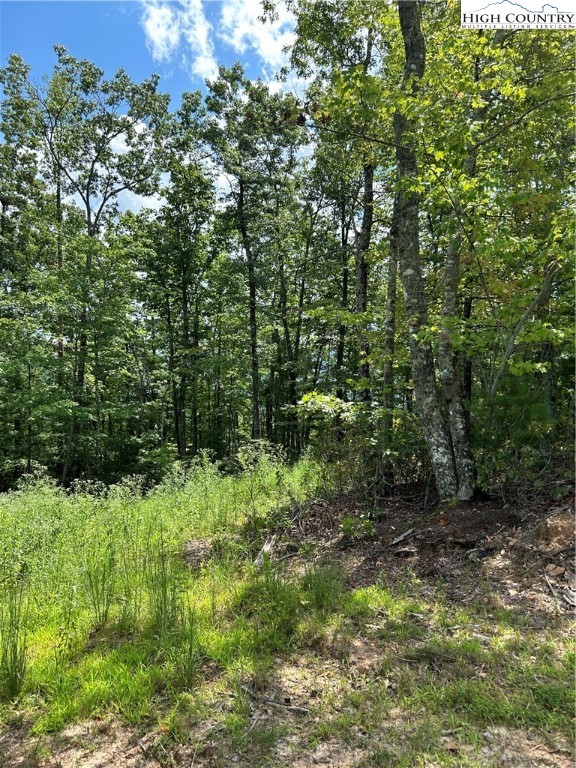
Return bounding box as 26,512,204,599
0,0,297,107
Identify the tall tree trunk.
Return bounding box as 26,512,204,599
238,179,260,439
354,29,375,403
0,199,7,268
336,199,350,401
438,232,476,499
272,327,284,445
394,0,459,499
355,162,374,402
214,320,223,454
166,298,184,458
77,214,95,394
56,173,65,389
462,292,473,432
93,334,102,478
178,241,190,457
191,301,200,456
381,199,399,491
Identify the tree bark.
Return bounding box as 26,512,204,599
381,199,399,491
438,233,476,500
336,198,351,401
238,178,260,439
394,0,459,499
355,162,373,402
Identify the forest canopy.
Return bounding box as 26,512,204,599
0,0,573,500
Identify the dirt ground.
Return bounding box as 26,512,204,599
1,488,573,768
279,489,575,618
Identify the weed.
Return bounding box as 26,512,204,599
172,599,202,690
83,535,115,629
117,513,145,632
301,565,343,612
340,515,376,540
0,576,28,699
53,584,81,691
145,527,181,638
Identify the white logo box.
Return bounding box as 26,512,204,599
460,0,576,28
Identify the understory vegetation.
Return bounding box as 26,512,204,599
0,451,314,710
0,452,573,766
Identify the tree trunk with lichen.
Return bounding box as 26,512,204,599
394,0,460,499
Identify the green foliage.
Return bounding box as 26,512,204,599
0,0,572,510
83,535,116,629
145,527,182,639
340,515,375,540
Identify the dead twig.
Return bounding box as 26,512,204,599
549,545,574,556
240,685,310,715
388,528,415,547
543,569,561,603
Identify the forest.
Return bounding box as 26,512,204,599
0,1,572,497
0,1,574,766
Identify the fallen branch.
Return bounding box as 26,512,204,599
543,569,560,601
549,545,574,556
388,528,415,547
240,685,310,715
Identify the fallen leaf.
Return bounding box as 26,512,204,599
545,564,566,577
440,736,460,752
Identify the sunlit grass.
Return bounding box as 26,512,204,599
0,453,573,767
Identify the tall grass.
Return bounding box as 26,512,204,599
145,526,181,638
0,576,28,698
0,451,321,704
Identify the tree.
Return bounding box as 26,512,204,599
204,65,305,441
0,47,169,480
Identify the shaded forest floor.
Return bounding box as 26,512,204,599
1,485,574,768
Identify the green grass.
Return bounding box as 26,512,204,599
0,452,319,710
0,454,574,767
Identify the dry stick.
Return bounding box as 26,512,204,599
547,545,574,556
543,570,561,602
388,528,415,548
240,685,310,715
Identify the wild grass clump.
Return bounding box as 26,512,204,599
145,526,182,639
83,535,116,629
0,576,28,699
0,450,321,706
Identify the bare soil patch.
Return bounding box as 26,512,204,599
274,488,575,619
0,720,160,768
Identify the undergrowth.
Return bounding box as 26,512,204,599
0,451,573,768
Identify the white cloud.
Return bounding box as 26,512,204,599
140,0,218,81
139,0,297,85
109,120,148,156
141,2,181,62
181,0,219,80
118,188,166,214
219,0,295,71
